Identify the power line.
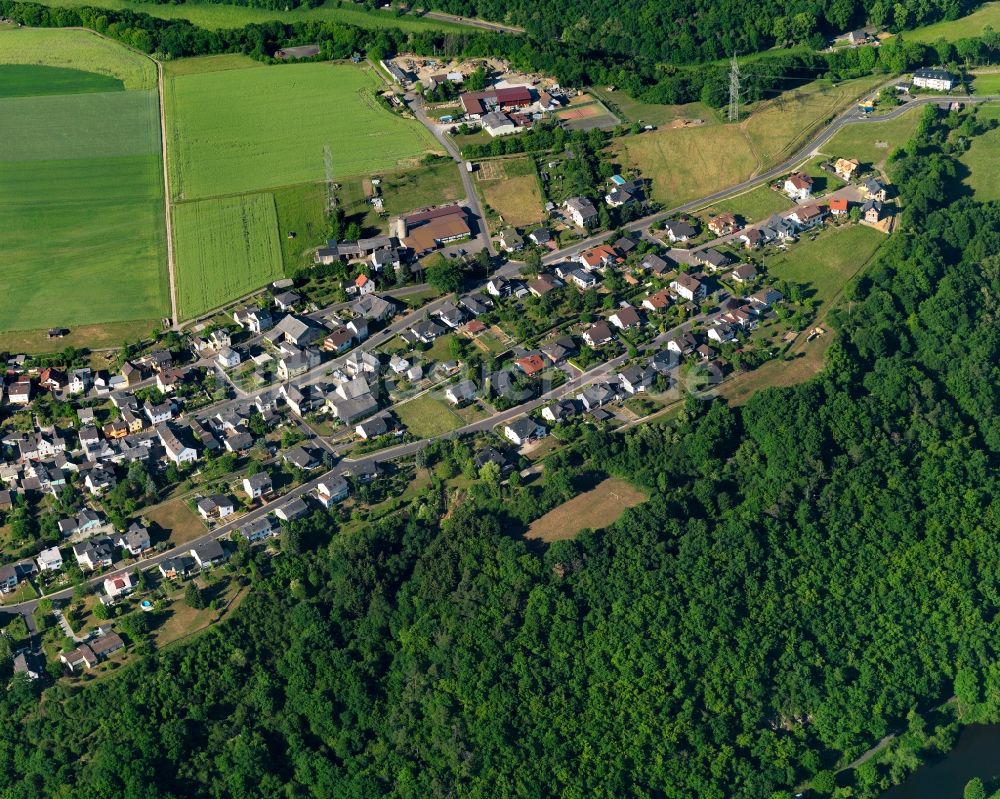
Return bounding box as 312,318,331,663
728,53,742,122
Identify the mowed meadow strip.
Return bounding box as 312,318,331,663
0,27,156,89
165,62,442,200
526,477,647,542
173,194,284,319
0,64,123,98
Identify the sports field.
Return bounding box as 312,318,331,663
173,194,284,319
0,27,156,89
612,77,882,207
0,29,168,335
822,107,923,167
166,62,440,200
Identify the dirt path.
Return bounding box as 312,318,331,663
156,59,179,328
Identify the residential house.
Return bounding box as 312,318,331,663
73,537,116,570
498,229,524,252
528,228,552,247
103,571,135,600
749,287,784,309
670,273,706,303
829,196,850,216
642,289,672,313
542,399,579,423
834,157,861,180
8,378,32,405
707,212,739,236
731,263,757,283
503,417,547,447
789,204,826,229
156,369,185,394
217,348,241,369
371,247,402,273
121,362,143,387
84,463,117,496
694,248,731,272
407,319,445,344
577,383,619,411
862,199,884,223
486,277,511,298
582,321,614,347
13,652,42,681
663,219,697,243
0,560,35,593
578,244,617,271
316,475,349,508
273,290,301,311
234,306,274,333
445,379,478,406
67,368,92,395
240,516,276,542
459,293,492,316
609,306,642,330
614,236,637,257
541,336,576,365
356,415,390,440
145,401,173,425
434,301,465,329
847,29,868,45
266,314,324,347
667,332,697,356
707,323,736,343
322,327,354,354
355,274,375,296
197,494,235,521
641,253,672,275
283,446,317,471
157,424,197,464
351,294,395,322
115,522,151,556
618,364,655,394
474,445,515,474
567,268,599,290
564,197,598,228
482,110,517,136
243,472,272,500
784,172,814,201
37,546,63,573
347,318,369,342
738,228,764,249
515,354,546,376
39,367,67,392
190,539,226,569
159,554,196,579
345,349,379,377
913,67,955,91
528,274,562,297
862,178,887,201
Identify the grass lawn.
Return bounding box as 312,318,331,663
822,107,923,168
0,27,156,89
477,156,546,229
165,62,441,200
763,224,885,305
36,0,473,32
143,499,207,546
162,54,261,77
399,288,443,308
800,155,845,195
0,64,123,97
589,87,716,128
525,477,647,541
960,104,1000,202
0,320,158,355
373,160,464,219
152,578,247,650
970,73,1000,95
0,581,39,605
173,193,284,318
394,392,466,437
699,184,792,224
907,2,1000,42
274,182,328,273
473,331,510,356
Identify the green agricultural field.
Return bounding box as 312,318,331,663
702,184,792,223
0,155,168,332
173,194,284,319
907,2,1000,42
0,27,156,89
165,62,441,200
960,104,1000,202
822,108,923,168
274,182,328,274
0,64,123,97
35,0,471,31
763,224,885,305
0,90,159,161
162,54,261,77
970,73,1000,95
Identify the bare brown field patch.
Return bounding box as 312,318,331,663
526,477,647,542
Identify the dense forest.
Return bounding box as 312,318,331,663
0,107,998,798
